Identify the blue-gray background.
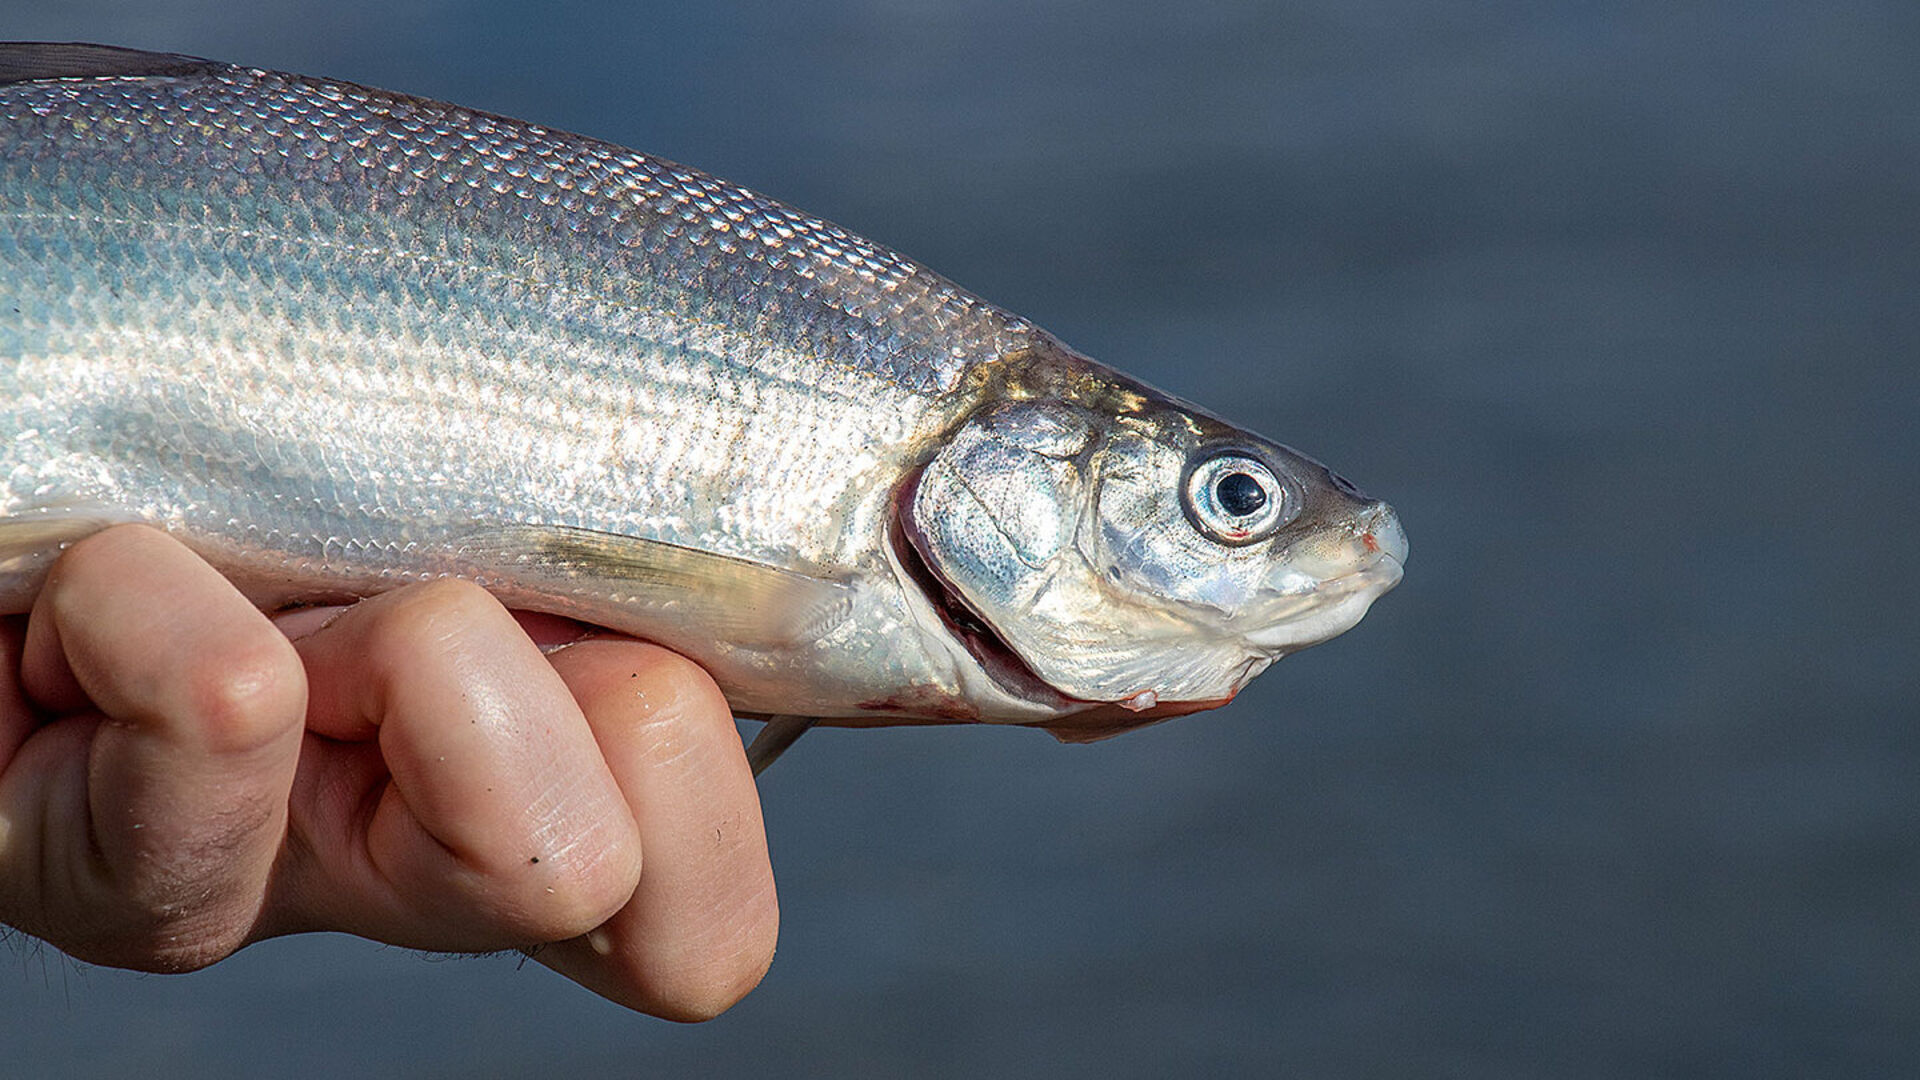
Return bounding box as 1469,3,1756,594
5,2,1915,1077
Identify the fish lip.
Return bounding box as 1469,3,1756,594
1356,550,1405,592
1243,552,1403,651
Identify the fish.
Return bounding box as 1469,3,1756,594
0,43,1406,771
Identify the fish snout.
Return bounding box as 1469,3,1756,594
1261,499,1406,600
1359,501,1408,568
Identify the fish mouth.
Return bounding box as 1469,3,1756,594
1243,551,1403,652
889,509,1073,710
1240,500,1405,653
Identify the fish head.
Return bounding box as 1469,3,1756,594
901,386,1405,730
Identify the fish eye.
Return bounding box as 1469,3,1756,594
1182,453,1288,545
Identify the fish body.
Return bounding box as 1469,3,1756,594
0,44,1405,741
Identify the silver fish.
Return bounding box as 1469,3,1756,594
0,44,1406,767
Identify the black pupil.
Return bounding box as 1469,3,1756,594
1216,471,1267,516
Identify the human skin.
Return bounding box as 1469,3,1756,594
0,525,778,1021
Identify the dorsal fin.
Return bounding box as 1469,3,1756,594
0,42,218,87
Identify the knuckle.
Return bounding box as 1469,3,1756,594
180,633,306,754
363,578,507,660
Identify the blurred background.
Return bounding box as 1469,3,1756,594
4,1,1915,1076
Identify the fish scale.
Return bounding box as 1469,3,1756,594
0,45,1404,760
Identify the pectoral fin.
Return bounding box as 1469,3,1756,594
457,524,853,649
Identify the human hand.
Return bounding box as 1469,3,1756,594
0,525,778,1020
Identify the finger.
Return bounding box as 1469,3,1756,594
4,525,307,970
268,580,641,950
535,641,778,1021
